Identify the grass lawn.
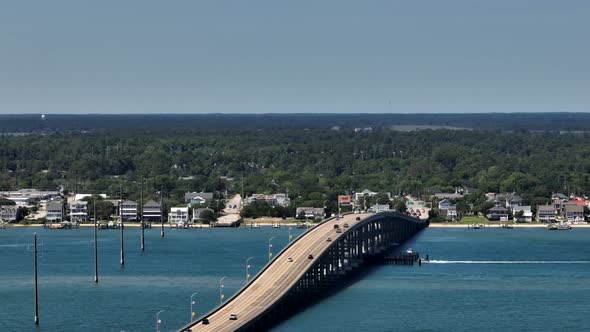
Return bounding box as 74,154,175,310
458,215,490,224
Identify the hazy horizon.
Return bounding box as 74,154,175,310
1,1,588,114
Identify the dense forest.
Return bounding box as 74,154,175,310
2,127,590,214
2,113,590,133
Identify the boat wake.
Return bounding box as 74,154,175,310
426,260,590,264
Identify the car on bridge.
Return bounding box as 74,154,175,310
288,257,293,262
335,228,342,233
202,318,209,325
343,223,349,228
230,313,238,320
308,254,314,259
326,237,332,242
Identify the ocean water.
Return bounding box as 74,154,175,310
1,226,589,331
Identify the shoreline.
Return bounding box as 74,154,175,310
429,223,590,228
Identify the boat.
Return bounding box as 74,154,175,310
547,222,571,230
272,223,280,229
251,223,259,229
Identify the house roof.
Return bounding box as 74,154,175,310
438,199,450,205
506,193,522,203
47,201,63,209
489,206,508,213
122,200,137,205
551,193,567,200
564,204,584,213
537,205,555,211
143,200,160,207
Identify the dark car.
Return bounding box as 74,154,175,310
202,318,209,325
230,313,238,320
326,237,332,242
334,224,339,229
308,254,314,259
355,216,361,221
343,223,349,228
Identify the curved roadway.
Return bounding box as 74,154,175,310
183,213,370,331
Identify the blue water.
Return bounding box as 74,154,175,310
1,227,589,331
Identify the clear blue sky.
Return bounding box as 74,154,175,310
1,0,588,114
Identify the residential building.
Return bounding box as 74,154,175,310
564,204,584,223
512,205,533,222
184,192,214,204
120,200,138,221
69,201,88,222
438,199,458,221
0,205,18,222
245,193,291,207
354,189,379,202
169,207,189,225
296,207,325,219
142,200,162,222
487,206,509,221
536,205,556,223
46,201,63,223
505,193,523,211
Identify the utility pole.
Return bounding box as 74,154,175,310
120,184,124,266
94,201,98,283
140,176,145,252
160,186,165,237
33,233,39,325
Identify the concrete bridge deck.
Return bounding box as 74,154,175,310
182,213,368,331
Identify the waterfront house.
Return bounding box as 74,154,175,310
296,207,325,219
120,200,138,221
169,207,190,225
536,205,557,223
0,205,18,222
142,200,162,222
437,199,458,221
564,204,584,223
487,206,509,221
192,208,215,222
69,201,88,222
512,205,533,222
46,201,63,223
245,193,291,207
505,193,523,211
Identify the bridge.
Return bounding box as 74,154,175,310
179,212,429,332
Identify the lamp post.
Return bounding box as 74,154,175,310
155,310,164,332
190,292,198,322
288,227,293,243
268,237,276,262
219,276,228,305
246,257,253,283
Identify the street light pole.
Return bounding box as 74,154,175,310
156,310,164,332
219,276,228,305
190,292,198,322
246,257,253,283
268,237,276,262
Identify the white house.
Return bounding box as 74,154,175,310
370,204,391,213
169,207,189,225
69,201,88,222
512,205,533,222
0,205,18,222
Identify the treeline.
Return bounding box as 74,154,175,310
1,128,590,209
3,113,590,133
